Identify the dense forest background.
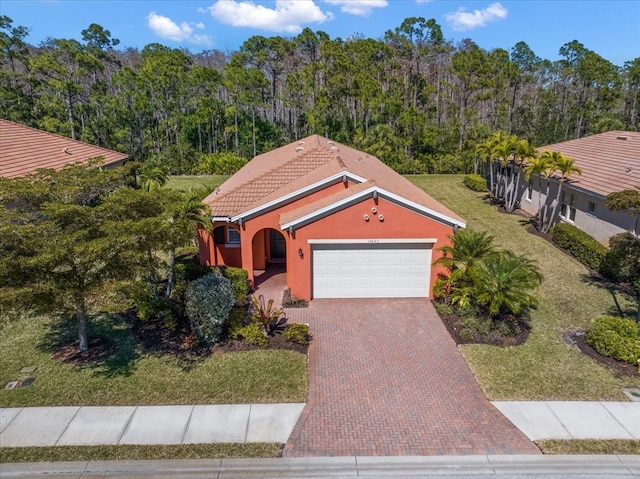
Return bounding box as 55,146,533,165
1,16,639,174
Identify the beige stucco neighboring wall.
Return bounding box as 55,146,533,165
519,177,638,244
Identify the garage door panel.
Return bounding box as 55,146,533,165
312,243,431,298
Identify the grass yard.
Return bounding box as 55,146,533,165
0,313,307,407
0,443,282,463
164,175,228,192
408,175,636,401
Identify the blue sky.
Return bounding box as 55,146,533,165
2,1,639,66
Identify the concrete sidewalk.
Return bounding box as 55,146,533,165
2,401,639,448
2,455,640,478
0,404,305,447
493,401,640,441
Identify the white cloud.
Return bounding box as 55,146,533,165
323,0,388,16
445,2,507,31
208,0,332,34
147,12,213,46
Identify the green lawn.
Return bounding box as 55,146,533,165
0,444,282,463
0,313,307,407
408,174,636,401
164,175,228,192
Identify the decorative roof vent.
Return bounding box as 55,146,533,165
330,146,339,151
295,141,305,152
63,147,71,154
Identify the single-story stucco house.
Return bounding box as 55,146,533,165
198,135,466,302
519,130,640,244
0,119,129,178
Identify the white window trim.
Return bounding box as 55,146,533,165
226,227,241,247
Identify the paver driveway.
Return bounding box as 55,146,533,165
283,298,540,457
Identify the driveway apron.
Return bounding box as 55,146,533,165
283,298,540,457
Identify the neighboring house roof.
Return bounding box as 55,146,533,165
539,130,640,197
0,119,129,178
204,134,465,229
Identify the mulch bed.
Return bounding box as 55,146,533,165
566,331,639,379
51,311,308,366
438,311,530,347
51,336,118,366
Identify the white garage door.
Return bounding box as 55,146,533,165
312,242,432,298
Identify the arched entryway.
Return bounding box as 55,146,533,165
252,228,287,286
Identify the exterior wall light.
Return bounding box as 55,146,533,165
298,248,304,259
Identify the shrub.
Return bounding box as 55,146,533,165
251,294,287,334
600,232,640,282
586,316,640,365
232,322,269,347
551,223,607,270
283,323,310,345
431,275,449,301
185,271,235,343
220,266,250,304
227,306,249,339
463,174,488,192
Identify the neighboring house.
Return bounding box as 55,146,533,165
0,119,129,178
199,135,466,302
520,130,640,244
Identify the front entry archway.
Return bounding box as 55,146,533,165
252,227,287,288
252,227,287,267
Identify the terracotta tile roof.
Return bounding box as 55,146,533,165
0,119,129,178
539,130,640,197
204,134,465,226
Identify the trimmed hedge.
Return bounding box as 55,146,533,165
586,316,640,365
463,174,488,192
219,266,250,304
551,223,608,270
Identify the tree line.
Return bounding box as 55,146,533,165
2,16,639,174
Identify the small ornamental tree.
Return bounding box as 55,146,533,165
184,271,234,343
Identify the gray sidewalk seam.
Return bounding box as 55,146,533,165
117,405,138,445
545,400,573,439
53,406,81,446
180,405,195,445
602,402,638,439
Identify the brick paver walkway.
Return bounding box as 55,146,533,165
283,298,541,457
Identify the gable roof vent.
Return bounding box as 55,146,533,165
295,141,305,152
617,136,628,140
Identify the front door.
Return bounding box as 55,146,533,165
269,229,286,261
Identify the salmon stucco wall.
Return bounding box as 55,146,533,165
286,196,455,301
199,182,456,301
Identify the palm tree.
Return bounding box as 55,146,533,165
139,157,169,192
435,229,498,288
491,134,518,204
476,131,513,199
162,190,212,298
504,139,536,213
524,154,553,229
541,151,582,233
464,251,543,317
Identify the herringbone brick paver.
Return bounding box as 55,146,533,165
282,297,541,457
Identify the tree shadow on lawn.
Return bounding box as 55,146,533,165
580,274,636,319
38,312,139,378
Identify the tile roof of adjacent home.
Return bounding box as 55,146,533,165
538,130,640,197
203,134,465,228
0,119,129,178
